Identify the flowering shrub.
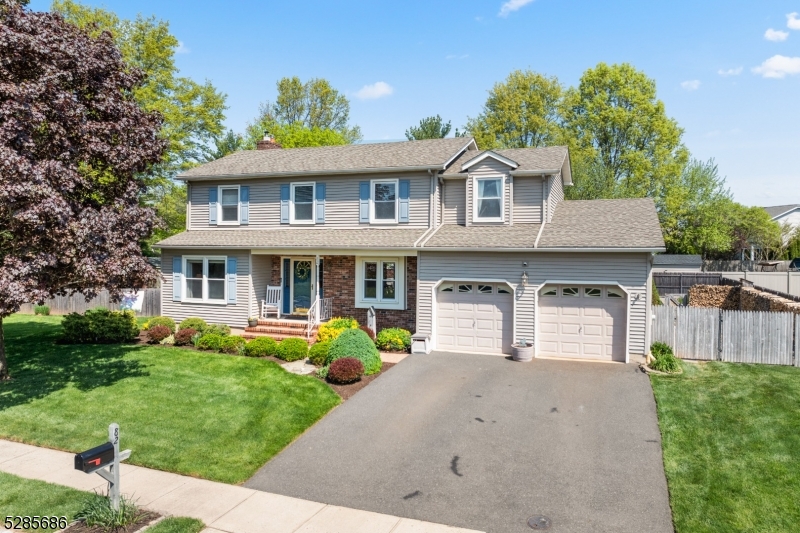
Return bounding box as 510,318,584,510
375,328,411,352
327,357,364,384
174,328,197,346
146,325,171,344
316,317,358,342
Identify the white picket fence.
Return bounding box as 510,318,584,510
652,305,799,366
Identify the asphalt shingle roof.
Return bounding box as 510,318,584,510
652,254,702,265
537,199,665,249
155,228,428,249
179,138,475,179
764,204,800,218
423,224,542,248
443,146,569,176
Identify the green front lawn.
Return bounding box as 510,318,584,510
651,361,800,533
0,315,340,484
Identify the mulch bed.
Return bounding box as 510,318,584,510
320,362,395,401
62,511,160,533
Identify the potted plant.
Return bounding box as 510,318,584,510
512,338,534,362
248,316,259,327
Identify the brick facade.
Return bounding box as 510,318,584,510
267,255,417,332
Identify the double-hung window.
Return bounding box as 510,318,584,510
356,257,404,309
371,179,397,223
291,183,315,224
219,186,240,224
184,257,226,302
474,177,503,222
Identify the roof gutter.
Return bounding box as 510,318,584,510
509,170,562,177
154,243,666,253
176,165,447,181
420,246,667,253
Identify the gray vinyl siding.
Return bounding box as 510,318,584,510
547,173,565,222
417,251,650,355
189,172,431,229
512,177,543,224
466,160,512,225
161,248,251,328
442,179,466,225
250,254,273,318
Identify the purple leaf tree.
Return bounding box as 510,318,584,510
0,0,166,380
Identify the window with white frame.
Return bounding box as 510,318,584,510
291,182,315,223
355,257,404,309
184,257,226,302
474,177,503,221
219,186,239,224
371,179,398,223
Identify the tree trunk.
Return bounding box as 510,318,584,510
0,316,8,381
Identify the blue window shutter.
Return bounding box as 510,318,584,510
208,188,218,225
282,258,291,314
315,183,326,224
359,181,370,223
280,184,290,224
226,257,237,304
399,179,410,223
172,256,182,302
240,186,249,225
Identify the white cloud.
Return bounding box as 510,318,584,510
355,81,394,100
765,28,789,42
752,55,800,78
498,0,535,17
445,54,469,60
176,40,190,54
788,12,800,30
681,80,701,91
718,67,743,76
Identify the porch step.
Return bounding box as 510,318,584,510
245,321,318,343
256,319,308,329
242,331,314,343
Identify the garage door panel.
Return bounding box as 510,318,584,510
436,282,511,355
561,323,580,335
582,343,603,356
540,323,558,334
475,319,495,331
561,306,580,316
560,342,580,355
583,307,604,318
583,324,603,337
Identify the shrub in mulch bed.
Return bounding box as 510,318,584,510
276,338,308,362
648,342,681,374
375,327,411,352
327,357,364,384
196,333,224,351
244,336,279,357
145,316,176,334
218,335,246,355
146,325,172,344
308,340,330,366
359,325,376,341
178,317,208,334
205,323,231,337
174,328,197,346
322,362,395,401
326,329,381,375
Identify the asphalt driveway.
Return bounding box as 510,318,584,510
246,353,673,533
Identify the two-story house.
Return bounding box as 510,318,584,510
155,136,665,363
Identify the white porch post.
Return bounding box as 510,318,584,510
315,255,321,325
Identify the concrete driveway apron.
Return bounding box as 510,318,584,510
246,352,674,533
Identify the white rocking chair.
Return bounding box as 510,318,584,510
261,286,282,319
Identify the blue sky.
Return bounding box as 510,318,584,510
30,0,800,206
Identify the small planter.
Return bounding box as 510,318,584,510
512,343,534,362
248,318,259,327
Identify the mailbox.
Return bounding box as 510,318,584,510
74,442,114,473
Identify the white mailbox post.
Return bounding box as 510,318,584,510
73,423,131,511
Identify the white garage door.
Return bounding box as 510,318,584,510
436,282,513,355
539,285,627,362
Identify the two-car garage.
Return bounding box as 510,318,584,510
434,281,628,362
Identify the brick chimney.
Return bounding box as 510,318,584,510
256,131,282,150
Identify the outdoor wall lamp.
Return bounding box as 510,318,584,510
521,271,528,287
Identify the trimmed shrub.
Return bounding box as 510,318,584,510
146,325,172,344
375,327,411,351
244,336,278,357
316,365,329,379
652,279,663,306
219,335,246,355
34,304,50,316
327,357,364,384
179,317,208,334
326,328,382,375
359,325,376,341
308,340,330,366
59,308,139,344
197,333,224,351
316,316,358,342
650,342,681,373
159,334,175,345
174,328,197,346
276,338,308,362
206,323,231,337
146,316,176,334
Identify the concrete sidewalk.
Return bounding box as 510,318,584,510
0,439,481,533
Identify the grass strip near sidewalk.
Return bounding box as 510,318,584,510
0,315,341,484
650,361,800,533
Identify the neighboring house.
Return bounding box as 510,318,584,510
765,204,800,233
155,137,665,363
652,254,702,273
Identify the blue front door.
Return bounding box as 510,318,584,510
292,259,313,313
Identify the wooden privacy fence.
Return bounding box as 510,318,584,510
652,305,799,366
654,273,722,295
18,289,161,317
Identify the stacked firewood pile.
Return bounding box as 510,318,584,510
740,287,800,314
688,285,740,310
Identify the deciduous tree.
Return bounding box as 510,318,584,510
0,1,166,379
405,115,452,140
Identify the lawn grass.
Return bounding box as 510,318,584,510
0,472,97,531
650,361,800,533
147,517,205,533
0,315,341,484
